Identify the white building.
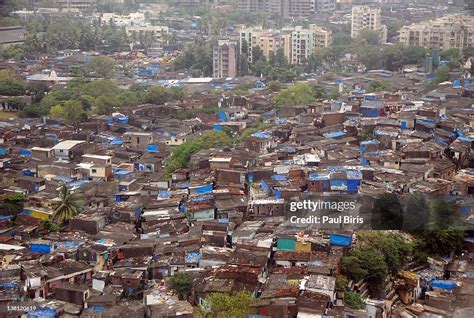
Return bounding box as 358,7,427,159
351,5,387,43
398,14,474,50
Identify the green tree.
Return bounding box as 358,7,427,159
2,45,24,60
433,66,450,84
62,100,86,128
168,273,193,300
342,248,388,296
164,131,234,177
167,86,186,102
115,90,145,108
252,46,265,63
197,291,256,318
0,17,21,27
272,83,315,107
268,81,282,91
429,199,461,230
50,104,65,119
370,193,403,230
368,80,391,92
0,193,24,222
26,82,48,103
0,79,25,96
358,45,383,70
82,80,120,97
335,275,349,291
86,56,116,79
311,84,326,98
304,53,321,73
356,29,382,45
147,86,169,105
417,229,464,257
356,231,412,275
52,185,84,223
441,48,463,68
41,220,60,233
404,192,431,231
173,42,213,76
93,95,118,115
344,291,365,310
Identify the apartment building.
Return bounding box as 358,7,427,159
239,25,331,65
238,0,335,18
398,14,474,50
240,27,284,62
282,25,332,64
351,5,387,43
213,40,238,78
53,0,98,12
284,0,313,18
238,0,283,16
313,0,336,12
125,26,169,45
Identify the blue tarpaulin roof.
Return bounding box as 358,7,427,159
147,144,158,153
272,174,289,181
185,252,200,263
19,149,32,156
323,131,345,138
52,176,74,183
27,307,56,318
251,132,271,139
330,234,352,246
113,169,132,175
67,180,90,189
110,138,123,145
158,190,171,199
308,172,330,181
347,170,362,180
431,280,457,291
193,184,213,194
213,124,223,131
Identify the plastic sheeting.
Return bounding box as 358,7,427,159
30,243,51,253
194,184,213,194
431,280,457,291
251,132,271,139
213,124,223,131
330,234,352,246
146,144,158,153
27,307,56,318
261,180,270,193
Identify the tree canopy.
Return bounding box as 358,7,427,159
272,83,315,107
168,273,193,301
197,291,256,318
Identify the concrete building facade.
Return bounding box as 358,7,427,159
398,14,474,50
239,25,331,65
351,5,387,43
213,39,238,78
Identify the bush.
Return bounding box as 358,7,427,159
344,291,365,309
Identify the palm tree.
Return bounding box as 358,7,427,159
52,185,84,223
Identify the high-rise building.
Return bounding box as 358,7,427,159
351,5,387,43
283,25,332,64
239,25,331,65
213,40,238,78
398,14,474,50
237,0,335,18
313,0,336,12
283,0,313,18
239,27,284,62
